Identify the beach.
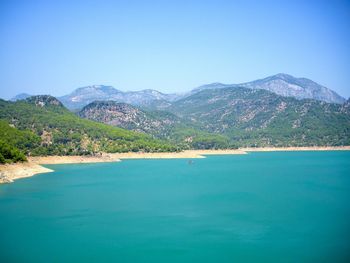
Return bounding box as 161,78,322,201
1,146,349,184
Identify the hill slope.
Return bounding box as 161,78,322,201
79,101,181,139
0,120,39,163
78,101,233,149
168,87,350,146
0,96,177,157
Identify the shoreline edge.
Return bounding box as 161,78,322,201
1,146,349,184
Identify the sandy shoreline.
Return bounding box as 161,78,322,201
1,146,349,184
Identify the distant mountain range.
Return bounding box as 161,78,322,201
193,73,346,104
11,74,347,110
78,87,350,147
2,73,349,162
58,85,178,110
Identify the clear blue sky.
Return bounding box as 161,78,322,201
1,0,350,99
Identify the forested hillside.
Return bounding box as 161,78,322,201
167,87,350,147
79,101,180,138
0,96,177,162
0,120,38,163
76,87,350,148
1,86,350,164
78,101,235,150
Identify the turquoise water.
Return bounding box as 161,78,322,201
0,151,350,263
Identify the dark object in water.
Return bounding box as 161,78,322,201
188,160,194,165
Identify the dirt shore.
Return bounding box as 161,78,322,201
1,146,349,184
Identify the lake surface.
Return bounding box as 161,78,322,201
1,151,350,262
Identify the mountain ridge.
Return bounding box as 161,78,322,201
77,86,350,148
11,74,345,110
2,83,350,163
166,86,350,146
58,85,179,110
193,73,346,104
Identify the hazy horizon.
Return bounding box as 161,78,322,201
1,0,350,99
